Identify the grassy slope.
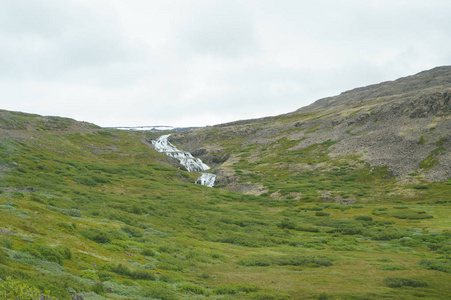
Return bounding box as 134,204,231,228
172,67,451,199
172,108,450,204
0,110,450,299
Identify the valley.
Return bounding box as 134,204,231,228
0,67,450,299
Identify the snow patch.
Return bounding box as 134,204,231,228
114,126,176,131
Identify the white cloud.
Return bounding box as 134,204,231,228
0,0,147,84
1,0,450,127
180,0,258,59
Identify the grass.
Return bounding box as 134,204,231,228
0,110,450,299
420,138,447,169
384,277,429,288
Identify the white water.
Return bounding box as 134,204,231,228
195,173,217,187
151,134,216,187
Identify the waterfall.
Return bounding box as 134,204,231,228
195,173,217,187
151,134,216,187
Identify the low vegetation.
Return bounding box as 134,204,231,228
0,109,450,299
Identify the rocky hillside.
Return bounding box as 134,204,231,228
170,66,451,197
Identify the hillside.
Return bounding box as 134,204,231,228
170,66,451,199
0,67,450,299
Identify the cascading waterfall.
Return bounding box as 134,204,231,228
151,134,216,187
195,173,216,187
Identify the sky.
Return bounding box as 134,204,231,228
1,0,450,128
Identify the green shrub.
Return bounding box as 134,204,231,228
380,264,407,270
238,255,332,267
217,234,270,247
80,270,100,281
384,277,428,288
57,222,76,231
250,291,291,300
142,286,179,300
333,226,363,235
141,248,156,257
158,245,178,254
238,256,271,266
355,216,373,222
318,293,329,300
30,194,45,203
57,246,72,260
65,209,82,217
412,185,429,190
0,276,56,299
121,226,143,238
437,245,451,255
20,244,70,265
73,176,97,187
310,257,333,267
177,283,208,295
128,204,145,215
303,207,324,211
365,228,403,241
315,212,330,217
97,270,115,282
296,225,321,233
394,206,408,209
108,263,157,280
91,281,105,294
108,263,130,276
131,269,157,280
214,285,239,295
145,263,157,270
39,246,65,264
80,228,111,244
0,247,8,265
390,210,433,220
399,237,421,247
48,207,82,217
417,135,426,145
343,174,358,182
159,274,180,283
0,238,13,249
295,238,327,250
108,229,128,240
418,259,451,273
91,175,111,184
235,283,259,293
278,220,296,230
324,220,364,235
214,283,259,295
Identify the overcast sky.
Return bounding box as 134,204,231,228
1,0,450,127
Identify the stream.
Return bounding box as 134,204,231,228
151,134,216,187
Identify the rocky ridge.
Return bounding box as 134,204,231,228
170,66,451,194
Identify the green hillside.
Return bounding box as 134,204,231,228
0,111,449,300
170,67,451,199
0,67,450,300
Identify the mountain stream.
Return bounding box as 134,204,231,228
151,134,216,187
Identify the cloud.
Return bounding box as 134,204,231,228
180,0,258,58
0,0,70,37
1,0,450,128
0,0,147,85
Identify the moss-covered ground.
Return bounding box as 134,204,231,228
0,114,450,299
